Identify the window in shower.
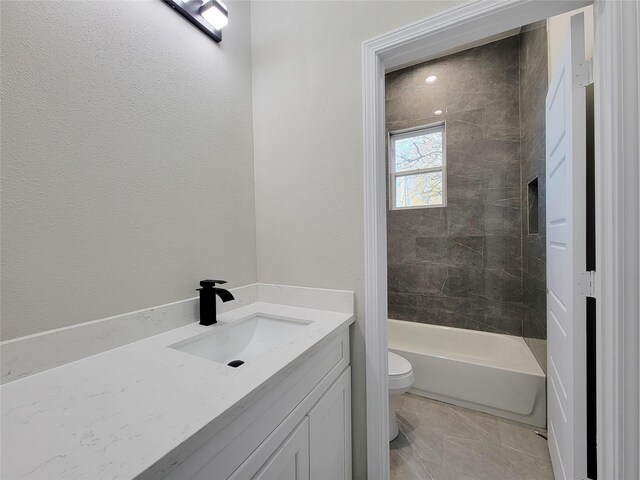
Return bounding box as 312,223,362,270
389,123,446,209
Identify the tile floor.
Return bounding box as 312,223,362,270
390,393,554,480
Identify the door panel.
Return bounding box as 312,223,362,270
230,418,310,480
308,367,351,480
546,12,588,480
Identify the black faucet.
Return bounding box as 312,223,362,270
197,280,235,326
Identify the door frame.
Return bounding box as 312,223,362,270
361,1,640,479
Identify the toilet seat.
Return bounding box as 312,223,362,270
388,351,414,391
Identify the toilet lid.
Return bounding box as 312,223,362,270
388,351,412,377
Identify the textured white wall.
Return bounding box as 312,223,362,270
249,2,463,477
1,0,257,340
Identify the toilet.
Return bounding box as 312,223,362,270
388,350,415,441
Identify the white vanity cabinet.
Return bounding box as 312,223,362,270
161,329,351,480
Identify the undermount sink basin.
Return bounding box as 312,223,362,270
170,314,311,366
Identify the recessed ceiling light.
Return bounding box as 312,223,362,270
425,75,438,84
434,109,443,116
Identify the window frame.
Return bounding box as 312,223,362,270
388,122,447,210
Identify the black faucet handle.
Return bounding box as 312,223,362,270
200,279,228,288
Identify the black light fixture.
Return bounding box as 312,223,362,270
163,0,228,43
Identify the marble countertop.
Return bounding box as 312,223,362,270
1,301,353,480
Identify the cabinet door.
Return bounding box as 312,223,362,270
230,418,309,480
308,367,351,480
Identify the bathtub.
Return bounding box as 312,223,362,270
388,319,546,427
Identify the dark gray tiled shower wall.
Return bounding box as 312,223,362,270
386,28,547,355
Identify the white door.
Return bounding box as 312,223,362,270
546,12,589,480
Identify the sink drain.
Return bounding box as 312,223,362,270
227,360,245,368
